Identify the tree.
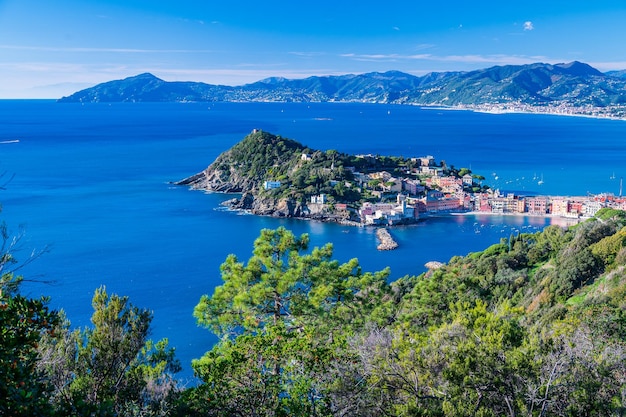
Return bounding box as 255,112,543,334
191,227,390,416
194,227,388,337
0,205,59,417
525,320,626,417
458,167,472,177
38,286,181,416
194,227,311,336
0,274,58,417
350,301,534,417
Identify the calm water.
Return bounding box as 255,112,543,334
1,100,625,381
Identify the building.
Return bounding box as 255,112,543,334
418,155,435,167
418,190,463,213
551,198,570,217
263,180,281,190
359,196,417,225
526,197,549,215
402,178,424,195
582,200,604,217
310,194,327,204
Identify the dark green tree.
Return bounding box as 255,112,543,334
38,286,181,416
0,274,58,417
191,227,389,416
0,202,59,417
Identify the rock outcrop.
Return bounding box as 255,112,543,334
223,192,340,220
376,228,398,250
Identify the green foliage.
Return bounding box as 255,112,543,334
191,227,390,416
194,227,389,338
4,197,626,416
590,226,626,266
0,274,59,417
210,130,434,207
595,207,626,222
0,208,60,416
223,130,306,186
38,286,181,416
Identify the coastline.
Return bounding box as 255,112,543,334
215,191,591,228
419,104,626,122
444,210,583,225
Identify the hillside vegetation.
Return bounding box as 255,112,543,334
2,206,625,416
179,130,380,199
177,130,453,221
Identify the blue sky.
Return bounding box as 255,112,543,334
1,0,626,98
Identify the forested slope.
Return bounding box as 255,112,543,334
181,209,626,416
2,207,625,416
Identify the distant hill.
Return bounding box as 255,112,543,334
606,69,626,79
58,61,626,111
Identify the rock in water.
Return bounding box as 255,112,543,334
376,228,398,250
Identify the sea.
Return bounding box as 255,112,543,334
1,100,625,382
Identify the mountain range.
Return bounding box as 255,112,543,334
58,61,626,113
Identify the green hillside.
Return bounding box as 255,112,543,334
2,208,625,416
179,129,442,206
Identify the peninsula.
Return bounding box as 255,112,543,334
178,130,626,225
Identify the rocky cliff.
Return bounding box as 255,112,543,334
221,193,336,220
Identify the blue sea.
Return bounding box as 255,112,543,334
1,100,625,381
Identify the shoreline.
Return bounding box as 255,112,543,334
419,104,626,122
214,192,590,227
441,210,583,224
217,201,583,229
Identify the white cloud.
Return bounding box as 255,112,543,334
340,52,552,66
414,44,436,51
523,21,534,31
0,44,215,54
588,61,626,71
289,51,327,58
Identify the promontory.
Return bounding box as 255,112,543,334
175,129,489,225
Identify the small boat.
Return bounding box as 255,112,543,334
538,174,544,185
0,139,20,144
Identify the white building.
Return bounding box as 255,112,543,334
311,194,327,204
264,180,281,190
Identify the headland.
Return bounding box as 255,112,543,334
177,130,626,230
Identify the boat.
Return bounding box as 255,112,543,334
538,174,544,185
0,139,19,144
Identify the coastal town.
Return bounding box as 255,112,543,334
181,129,625,233
293,153,626,226
457,102,626,120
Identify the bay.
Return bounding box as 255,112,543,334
1,100,625,381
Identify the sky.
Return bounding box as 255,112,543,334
1,0,626,98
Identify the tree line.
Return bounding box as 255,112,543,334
1,208,625,416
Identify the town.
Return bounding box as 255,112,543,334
272,153,626,226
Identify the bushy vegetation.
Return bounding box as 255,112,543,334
2,206,625,416
213,130,458,206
